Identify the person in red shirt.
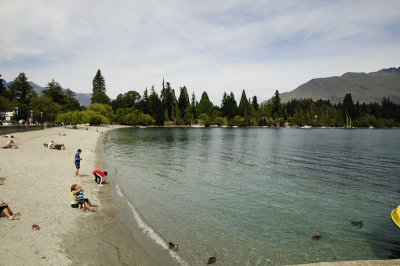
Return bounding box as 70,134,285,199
92,170,108,186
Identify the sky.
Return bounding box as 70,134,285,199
1,0,400,105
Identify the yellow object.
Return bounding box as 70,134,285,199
391,205,400,228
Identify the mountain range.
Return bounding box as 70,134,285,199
279,67,400,104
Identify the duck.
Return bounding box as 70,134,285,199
168,242,178,251
351,221,363,226
312,234,323,240
207,254,216,264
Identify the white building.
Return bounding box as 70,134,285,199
5,111,14,121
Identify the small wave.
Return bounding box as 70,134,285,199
116,185,189,266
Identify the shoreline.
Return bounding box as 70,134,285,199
61,125,161,265
61,125,178,266
0,125,164,265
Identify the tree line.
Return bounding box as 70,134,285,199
1,70,400,128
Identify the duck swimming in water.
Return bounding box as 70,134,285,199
168,242,178,251
207,254,216,264
312,234,323,240
351,221,363,226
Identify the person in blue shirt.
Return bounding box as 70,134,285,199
74,149,82,177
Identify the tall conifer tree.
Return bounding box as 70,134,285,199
191,92,197,119
238,89,250,116
92,69,106,94
178,86,190,118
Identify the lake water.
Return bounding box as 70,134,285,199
101,128,400,265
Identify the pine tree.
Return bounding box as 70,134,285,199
9,73,34,105
272,90,281,118
43,79,67,105
191,92,197,119
161,81,176,120
0,74,6,96
238,89,250,116
221,91,237,119
141,88,149,114
8,73,36,120
148,86,164,125
178,86,190,118
343,93,355,120
64,89,81,110
92,69,106,94
252,96,259,111
197,91,213,116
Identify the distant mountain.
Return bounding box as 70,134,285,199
74,92,92,107
4,81,92,107
279,67,400,104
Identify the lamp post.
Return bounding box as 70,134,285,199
30,110,33,125
14,107,19,124
40,112,43,128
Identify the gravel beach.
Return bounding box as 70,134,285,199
0,125,156,265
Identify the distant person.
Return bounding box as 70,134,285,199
2,135,17,139
92,170,109,186
70,184,96,211
44,141,66,150
0,201,20,220
4,139,19,149
0,180,3,185
74,149,82,177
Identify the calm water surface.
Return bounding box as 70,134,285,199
101,128,400,265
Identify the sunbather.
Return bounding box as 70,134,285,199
0,202,20,220
43,141,66,150
2,135,17,139
4,139,19,149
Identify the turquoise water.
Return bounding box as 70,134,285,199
102,128,400,265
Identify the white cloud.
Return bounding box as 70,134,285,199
1,0,400,104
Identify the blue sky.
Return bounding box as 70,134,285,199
1,0,399,105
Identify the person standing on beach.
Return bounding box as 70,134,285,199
74,149,82,177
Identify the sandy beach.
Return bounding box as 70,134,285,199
0,125,159,265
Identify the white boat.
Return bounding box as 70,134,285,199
369,126,375,129
190,124,205,128
208,125,219,128
301,125,312,129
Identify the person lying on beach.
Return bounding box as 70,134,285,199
0,179,3,185
43,141,66,150
70,184,96,212
4,139,19,149
0,202,20,220
92,170,108,186
58,133,67,136
3,135,17,139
